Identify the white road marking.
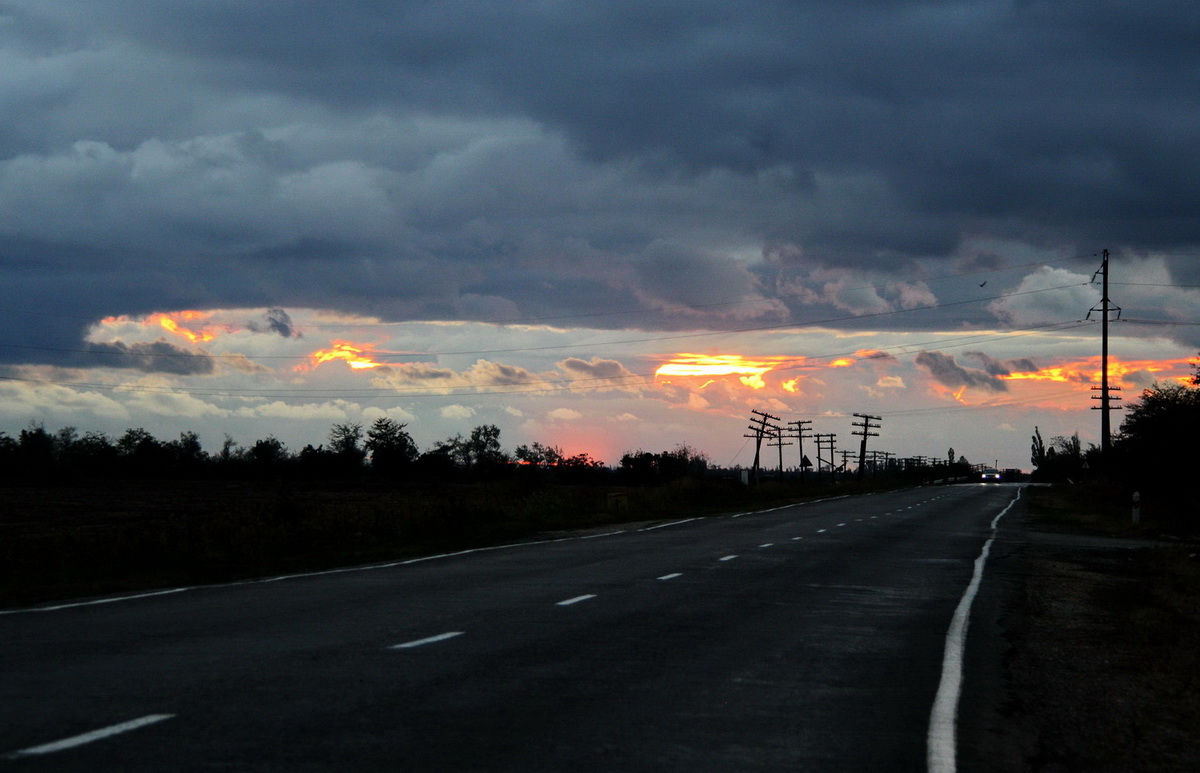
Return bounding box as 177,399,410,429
657,573,682,580
7,714,174,758
837,522,846,527
639,518,699,531
816,528,827,533
390,631,464,649
927,488,1023,773
759,543,774,548
791,536,803,541
719,555,738,562
557,594,597,606
0,588,188,615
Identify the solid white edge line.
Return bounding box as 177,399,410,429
390,631,464,650
926,487,1022,773
0,588,189,615
557,594,597,606
7,714,175,758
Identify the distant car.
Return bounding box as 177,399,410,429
980,468,1002,482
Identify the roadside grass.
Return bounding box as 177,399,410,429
1007,484,1200,771
0,475,889,608
1025,483,1146,536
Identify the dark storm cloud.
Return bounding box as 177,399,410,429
915,351,1008,393
247,308,299,338
3,0,1200,358
84,341,215,375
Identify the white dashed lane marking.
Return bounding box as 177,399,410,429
391,631,465,649
719,555,738,562
6,715,175,759
556,594,597,606
657,573,682,581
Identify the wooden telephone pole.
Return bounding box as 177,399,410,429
745,409,781,485
787,419,813,483
814,433,837,483
851,413,882,479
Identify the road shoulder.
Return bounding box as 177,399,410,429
959,496,1200,772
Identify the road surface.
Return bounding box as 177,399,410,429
1,483,1022,771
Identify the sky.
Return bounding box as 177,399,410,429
2,1,1200,471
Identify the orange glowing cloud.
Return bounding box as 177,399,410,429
1000,356,1196,388
100,310,220,344
299,340,385,371
655,354,805,390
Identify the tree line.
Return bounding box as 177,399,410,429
0,417,713,487
1030,355,1200,530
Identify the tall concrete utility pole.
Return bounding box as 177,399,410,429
851,413,882,479
1088,249,1122,466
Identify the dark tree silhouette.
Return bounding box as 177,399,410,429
328,422,366,473
365,417,418,477
1113,381,1200,527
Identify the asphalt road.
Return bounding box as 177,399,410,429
1,483,1023,772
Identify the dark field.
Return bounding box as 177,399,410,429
0,475,834,608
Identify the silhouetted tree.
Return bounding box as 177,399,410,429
619,445,706,485
17,423,56,478
64,430,119,475
116,427,172,475
249,435,289,471
558,452,606,484
1030,427,1047,469
465,424,507,472
365,417,418,477
515,441,564,468
1113,381,1200,528
328,422,366,474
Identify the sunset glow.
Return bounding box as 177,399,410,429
100,311,219,344
654,354,804,390
301,341,385,370
1000,356,1197,388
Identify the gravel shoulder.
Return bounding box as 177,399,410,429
960,489,1200,772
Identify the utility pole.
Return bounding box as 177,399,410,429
851,413,882,479
745,409,781,485
1088,249,1122,468
767,430,792,481
787,419,813,483
814,433,836,484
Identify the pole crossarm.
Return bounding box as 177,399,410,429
1088,249,1121,467
851,412,883,479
